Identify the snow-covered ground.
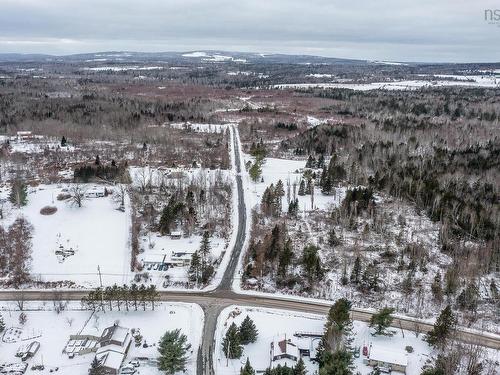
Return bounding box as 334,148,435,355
0,302,203,375
242,155,343,214
1,135,76,154
0,184,131,287
168,122,229,133
274,75,499,90
214,305,439,375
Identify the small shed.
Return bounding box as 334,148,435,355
170,231,182,239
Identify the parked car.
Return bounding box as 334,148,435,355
129,360,140,367
119,366,136,374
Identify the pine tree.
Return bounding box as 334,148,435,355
61,136,67,147
239,315,258,344
95,154,100,165
249,157,263,183
350,256,361,284
306,178,313,195
319,348,352,375
278,239,293,278
327,228,340,247
222,322,243,359
431,271,443,303
157,329,191,375
301,244,323,283
298,180,306,196
89,357,105,375
275,179,285,207
323,298,353,353
0,313,5,333
240,358,255,375
293,358,307,375
9,179,28,207
369,307,394,336
199,231,211,272
305,155,315,168
188,251,201,284
425,305,456,348
456,282,479,312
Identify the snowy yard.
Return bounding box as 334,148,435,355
243,155,344,213
0,302,203,375
0,183,131,287
215,306,439,375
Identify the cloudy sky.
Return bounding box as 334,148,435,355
1,0,499,62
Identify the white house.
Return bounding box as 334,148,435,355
271,336,300,363
367,346,408,374
94,324,132,374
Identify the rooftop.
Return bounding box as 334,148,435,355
369,346,408,367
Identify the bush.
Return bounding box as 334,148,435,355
57,193,71,201
405,345,414,353
40,206,58,215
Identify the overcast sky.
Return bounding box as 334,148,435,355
0,0,499,62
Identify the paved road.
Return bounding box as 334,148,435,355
1,289,499,351
1,125,499,374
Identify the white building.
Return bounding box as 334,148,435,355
94,324,132,374
367,346,408,374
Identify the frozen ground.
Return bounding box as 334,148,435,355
0,183,131,287
214,305,440,375
0,302,203,375
274,75,499,90
243,154,344,214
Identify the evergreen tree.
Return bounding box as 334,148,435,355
249,156,264,183
361,263,379,292
369,307,394,336
327,228,340,247
350,256,361,284
288,198,299,218
425,305,456,348
199,231,211,266
9,178,28,207
456,282,479,312
240,358,255,375
293,358,307,375
319,349,352,375
222,322,243,359
61,136,67,147
323,298,353,353
301,244,323,283
298,180,306,196
305,155,315,168
188,251,201,284
89,357,105,375
278,238,293,278
95,154,100,165
321,176,332,195
157,329,191,375
431,271,443,303
317,154,325,168
239,315,258,344
306,178,313,195
275,179,285,206
0,313,5,333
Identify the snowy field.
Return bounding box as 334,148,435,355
0,302,203,375
0,184,131,287
168,122,229,133
243,155,344,213
0,135,76,154
214,305,441,375
274,75,499,91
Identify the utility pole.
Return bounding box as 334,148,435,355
97,265,104,312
